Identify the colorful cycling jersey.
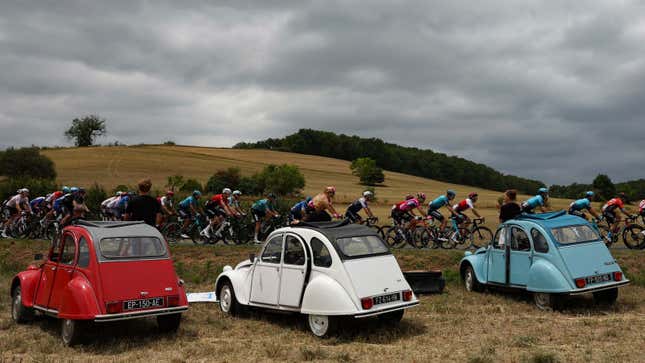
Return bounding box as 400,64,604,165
102,196,118,208
159,196,173,208
228,196,240,208
523,195,545,209
252,199,274,212
347,197,368,214
640,200,645,213
53,194,69,211
569,198,591,211
106,196,122,209
210,194,228,206
117,195,130,210
395,198,420,212
7,194,28,208
453,198,475,213
428,195,450,210
602,198,624,212
291,200,308,214
46,191,63,204
178,196,198,209
30,197,46,210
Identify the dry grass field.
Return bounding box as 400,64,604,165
1,240,644,362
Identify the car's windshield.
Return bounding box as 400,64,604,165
99,237,167,259
335,235,390,259
551,225,600,245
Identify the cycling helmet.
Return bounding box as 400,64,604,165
417,192,426,201
116,191,123,196
305,196,312,203
538,187,549,195
325,186,336,194
363,190,374,199
468,192,478,199
618,192,627,200
222,188,232,195
447,190,456,198
405,194,414,200
70,187,80,193
192,190,202,197
232,190,242,196
166,190,175,196
585,191,595,198
62,186,71,194
21,188,30,194
267,192,277,199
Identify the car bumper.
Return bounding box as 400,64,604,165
568,280,630,295
94,306,189,322
353,301,419,318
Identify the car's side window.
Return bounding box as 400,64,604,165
493,227,506,249
78,237,90,268
510,227,530,251
49,237,63,262
311,237,332,268
261,235,283,264
531,228,549,253
283,235,306,266
60,234,77,266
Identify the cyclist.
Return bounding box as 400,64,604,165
101,192,122,220
202,188,235,239
345,191,375,223
390,192,427,228
568,191,600,220
427,190,458,232
521,188,549,213
158,190,176,225
228,190,245,216
59,187,89,227
639,199,645,221
178,190,203,237
304,186,341,222
453,192,484,228
2,188,31,238
251,193,280,244
29,196,47,216
44,186,69,220
602,193,631,241
289,197,312,224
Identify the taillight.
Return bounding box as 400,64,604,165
402,290,413,301
106,301,122,314
361,297,373,310
613,272,623,281
167,295,180,307
575,278,586,289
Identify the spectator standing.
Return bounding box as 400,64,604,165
125,178,161,227
499,189,522,223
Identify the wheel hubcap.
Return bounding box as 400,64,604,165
308,315,329,337
220,287,231,312
12,291,20,320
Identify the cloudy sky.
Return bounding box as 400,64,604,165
1,1,644,185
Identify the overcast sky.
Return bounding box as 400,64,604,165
1,1,644,185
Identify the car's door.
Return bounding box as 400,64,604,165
47,232,78,311
509,226,531,286
487,226,507,284
279,234,308,307
250,234,283,305
34,234,64,308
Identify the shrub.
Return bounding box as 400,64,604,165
0,178,58,200
238,176,262,195
350,157,385,185
0,147,56,180
163,140,176,145
205,167,242,193
255,164,305,196
180,178,202,193
113,184,132,194
166,175,185,191
85,183,107,212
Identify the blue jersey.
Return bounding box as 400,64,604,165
570,198,591,211
252,199,274,212
117,195,130,210
291,201,308,214
524,195,544,209
30,197,46,210
428,195,449,210
179,196,198,209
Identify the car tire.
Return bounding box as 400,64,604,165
533,292,563,311
219,282,240,316
11,286,34,324
61,319,87,346
593,288,618,305
463,266,484,292
378,309,404,323
307,314,338,338
157,313,182,333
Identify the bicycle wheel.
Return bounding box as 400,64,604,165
188,225,203,245
419,228,437,249
218,225,234,245
470,227,493,249
436,229,455,249
411,227,427,248
384,226,406,249
234,223,254,245
622,224,645,249
451,228,471,250
162,222,181,244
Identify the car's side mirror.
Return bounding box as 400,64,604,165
249,253,256,263
34,253,43,260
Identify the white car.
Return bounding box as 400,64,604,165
214,222,419,337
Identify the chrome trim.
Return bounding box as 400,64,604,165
353,301,419,318
569,280,630,295
33,305,58,316
94,306,188,322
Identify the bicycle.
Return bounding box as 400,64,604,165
354,216,385,238
418,216,454,249
384,217,426,249
446,217,493,250
159,214,182,244
596,215,642,249
179,213,212,245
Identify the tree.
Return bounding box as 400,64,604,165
65,115,107,147
180,178,202,193
0,147,56,180
255,164,305,196
205,167,242,193
350,157,385,185
166,175,185,191
592,174,616,201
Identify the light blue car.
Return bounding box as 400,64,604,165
459,211,630,310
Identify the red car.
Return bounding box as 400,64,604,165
10,221,189,345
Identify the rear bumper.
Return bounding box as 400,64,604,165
353,301,419,318
568,280,630,295
94,306,188,322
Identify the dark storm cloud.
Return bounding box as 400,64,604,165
1,0,644,184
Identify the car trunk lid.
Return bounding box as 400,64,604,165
343,255,410,298
557,242,619,279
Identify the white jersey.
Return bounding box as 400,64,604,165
101,196,119,208
640,200,645,213
7,194,28,208
106,196,122,209
160,196,173,208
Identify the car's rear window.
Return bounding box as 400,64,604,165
335,235,390,259
99,237,167,259
551,225,600,245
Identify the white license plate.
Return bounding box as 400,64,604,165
585,274,611,284
123,297,165,311
373,292,400,306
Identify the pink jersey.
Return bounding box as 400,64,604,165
639,200,645,213
395,198,420,212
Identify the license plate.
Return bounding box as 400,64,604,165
585,274,611,285
372,292,400,306
123,297,165,311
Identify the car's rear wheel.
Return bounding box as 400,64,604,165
11,286,34,323
157,313,182,333
378,309,404,323
463,265,483,292
61,319,87,346
593,288,618,305
219,282,240,316
308,314,338,338
533,292,563,311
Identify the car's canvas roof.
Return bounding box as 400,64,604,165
74,220,163,240
507,210,588,229
293,220,380,242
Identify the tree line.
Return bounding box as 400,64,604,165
550,174,645,202
234,128,546,194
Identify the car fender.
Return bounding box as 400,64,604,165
300,273,358,316
215,266,252,305
460,252,487,284
11,267,42,307
57,275,101,320
527,259,573,293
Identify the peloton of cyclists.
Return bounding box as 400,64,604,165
567,191,600,220
178,190,204,238
2,188,31,238
427,190,458,232
202,188,237,240
453,192,484,228
521,188,549,213
251,193,279,244
390,192,427,228
304,186,341,222
602,192,631,241
289,196,312,224
345,190,376,223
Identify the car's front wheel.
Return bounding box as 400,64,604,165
61,319,87,346
307,314,338,338
533,292,563,311
157,313,182,333
463,266,484,292
219,282,240,316
11,286,34,324
593,288,618,305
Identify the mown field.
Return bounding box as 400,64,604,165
1,239,644,362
